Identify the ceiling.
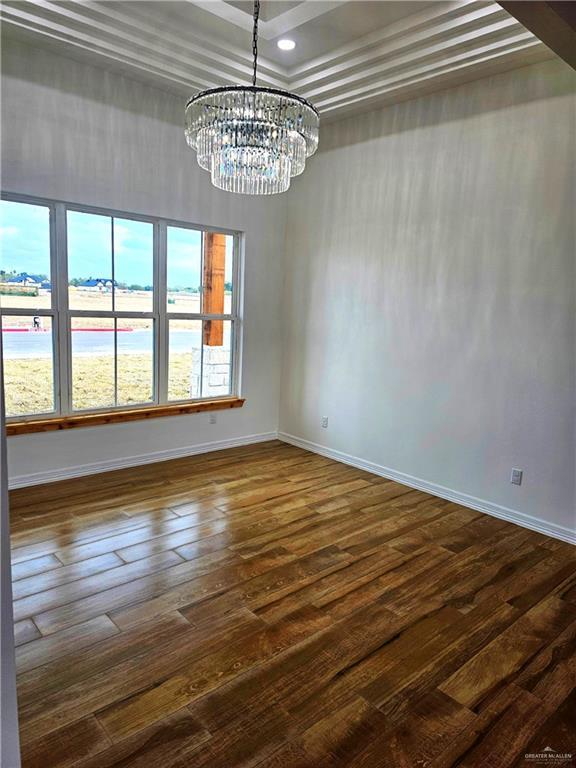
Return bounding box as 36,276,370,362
0,1,555,120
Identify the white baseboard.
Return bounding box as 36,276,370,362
10,428,575,546
8,432,279,489
278,432,575,546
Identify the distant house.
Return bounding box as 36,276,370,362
78,278,115,291
6,272,45,286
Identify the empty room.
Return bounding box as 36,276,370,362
0,1,575,766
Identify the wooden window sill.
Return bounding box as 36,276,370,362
6,398,245,436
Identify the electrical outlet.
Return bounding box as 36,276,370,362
321,416,328,429
510,468,523,486
209,413,217,425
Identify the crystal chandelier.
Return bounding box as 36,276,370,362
185,0,319,195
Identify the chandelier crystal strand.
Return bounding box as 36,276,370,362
185,0,319,195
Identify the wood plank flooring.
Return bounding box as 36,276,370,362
9,440,576,768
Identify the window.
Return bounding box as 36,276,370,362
0,195,240,423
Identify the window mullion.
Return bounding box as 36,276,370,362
0,307,55,318
199,231,205,398
165,314,235,321
65,310,155,318
231,233,242,397
54,203,71,417
156,220,168,405
110,218,119,408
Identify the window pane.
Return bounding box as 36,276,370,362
224,235,233,314
68,211,113,311
0,201,52,310
202,233,234,316
1,315,54,416
114,218,154,312
116,318,154,406
202,319,232,398
167,226,201,312
71,317,114,410
168,319,202,401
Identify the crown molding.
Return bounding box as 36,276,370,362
0,0,288,89
316,34,545,118
288,0,479,79
187,0,344,40
0,0,553,119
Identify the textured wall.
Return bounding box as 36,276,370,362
0,344,20,766
1,38,286,484
281,59,576,536
3,38,576,539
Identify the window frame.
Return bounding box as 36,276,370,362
0,192,243,423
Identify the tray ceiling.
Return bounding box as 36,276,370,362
0,0,554,120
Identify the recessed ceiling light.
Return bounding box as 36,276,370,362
277,39,296,51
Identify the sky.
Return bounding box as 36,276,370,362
0,201,232,289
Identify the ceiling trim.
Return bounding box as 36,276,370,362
313,31,540,112
0,0,553,119
186,0,344,40
0,0,288,88
299,17,522,99
289,1,501,82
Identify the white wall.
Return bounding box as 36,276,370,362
1,38,286,486
3,40,575,543
0,343,20,767
280,59,576,541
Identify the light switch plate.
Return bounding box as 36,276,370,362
510,468,523,486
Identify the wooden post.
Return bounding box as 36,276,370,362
203,233,226,346
498,2,576,70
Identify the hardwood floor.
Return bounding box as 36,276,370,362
9,440,576,768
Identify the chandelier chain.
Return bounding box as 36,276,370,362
252,0,260,87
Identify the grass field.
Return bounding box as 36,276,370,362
1,288,231,316
4,353,195,416
3,358,54,417
2,288,232,417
